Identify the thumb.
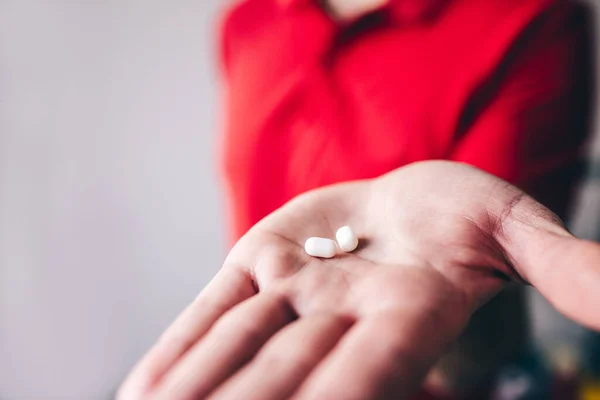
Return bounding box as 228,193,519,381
497,195,600,331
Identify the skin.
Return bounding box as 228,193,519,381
323,0,389,21
119,161,600,400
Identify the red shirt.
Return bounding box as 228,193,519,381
219,0,593,242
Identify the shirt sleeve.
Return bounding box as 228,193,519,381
448,2,594,219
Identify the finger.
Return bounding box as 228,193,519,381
209,314,353,400
294,309,468,400
152,291,295,400
500,211,600,330
118,267,256,399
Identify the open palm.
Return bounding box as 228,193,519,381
120,161,600,400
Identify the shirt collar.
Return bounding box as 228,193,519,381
276,0,449,24
276,0,311,9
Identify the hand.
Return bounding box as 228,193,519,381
119,161,600,400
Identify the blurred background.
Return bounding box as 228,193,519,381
0,1,599,399
0,1,225,399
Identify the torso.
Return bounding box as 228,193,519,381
219,0,555,240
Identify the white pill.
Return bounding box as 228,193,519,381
304,237,337,258
336,226,359,252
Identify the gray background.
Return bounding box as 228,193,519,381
0,1,598,399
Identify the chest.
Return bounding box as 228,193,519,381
222,2,470,192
